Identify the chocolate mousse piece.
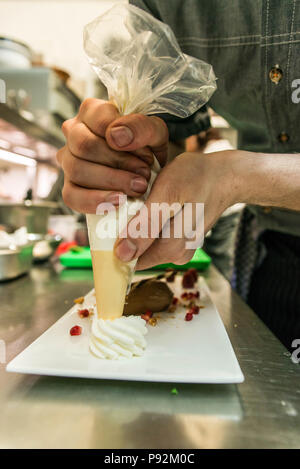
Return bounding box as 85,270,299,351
123,278,174,316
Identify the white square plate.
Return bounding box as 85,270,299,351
7,276,244,383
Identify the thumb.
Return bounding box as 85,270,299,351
106,114,169,167
114,169,182,262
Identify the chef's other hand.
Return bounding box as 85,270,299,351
115,151,239,270
56,98,168,213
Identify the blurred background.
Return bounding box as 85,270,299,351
0,0,126,204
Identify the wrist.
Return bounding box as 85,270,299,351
222,149,257,205
206,150,244,206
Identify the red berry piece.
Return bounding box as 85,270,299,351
185,312,193,321
190,305,200,315
182,271,195,289
172,297,179,305
188,268,198,282
70,325,82,336
141,310,153,322
78,308,90,318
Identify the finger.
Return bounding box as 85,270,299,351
60,146,149,197
62,179,125,214
66,121,151,178
56,146,64,166
61,118,76,138
106,114,168,166
136,236,195,271
115,169,182,262
79,98,120,137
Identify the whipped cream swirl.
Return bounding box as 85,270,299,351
90,315,148,359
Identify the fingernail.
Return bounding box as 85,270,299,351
105,192,126,205
135,167,150,179
110,126,134,147
115,239,137,262
130,177,148,193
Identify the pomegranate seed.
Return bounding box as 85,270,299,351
141,310,153,322
194,291,200,299
190,305,200,315
185,312,193,321
70,325,82,336
78,308,90,318
172,297,179,305
182,272,195,289
188,268,198,282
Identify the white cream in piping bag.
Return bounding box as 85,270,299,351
87,158,160,359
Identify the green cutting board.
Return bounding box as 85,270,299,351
59,247,92,268
148,248,211,271
59,246,211,271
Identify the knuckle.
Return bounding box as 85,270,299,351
132,114,165,141
61,120,69,134
105,170,118,190
94,117,111,136
133,113,149,132
79,97,96,114
69,126,92,155
95,104,118,135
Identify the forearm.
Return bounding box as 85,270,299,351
230,150,300,211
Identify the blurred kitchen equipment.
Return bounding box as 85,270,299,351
51,66,70,83
0,37,32,69
0,242,33,281
32,233,62,262
0,200,57,235
48,214,77,242
0,67,81,138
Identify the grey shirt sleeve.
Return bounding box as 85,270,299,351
129,0,211,141
155,109,211,141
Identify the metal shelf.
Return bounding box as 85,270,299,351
0,103,64,149
0,103,65,167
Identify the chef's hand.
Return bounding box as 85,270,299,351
56,98,168,213
115,151,239,269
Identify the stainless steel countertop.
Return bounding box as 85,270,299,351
1,263,300,449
